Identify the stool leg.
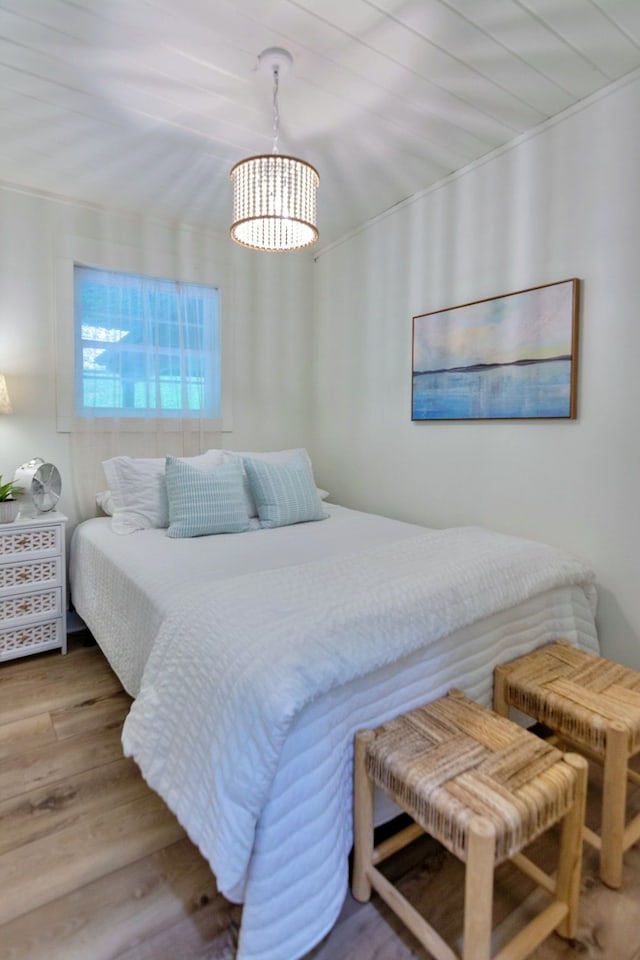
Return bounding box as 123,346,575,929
493,665,509,718
555,753,588,939
601,721,628,889
352,729,375,902
463,817,496,960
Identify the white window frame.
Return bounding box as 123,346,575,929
54,234,233,434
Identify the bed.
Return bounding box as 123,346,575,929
70,462,599,960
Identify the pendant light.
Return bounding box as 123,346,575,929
230,48,319,252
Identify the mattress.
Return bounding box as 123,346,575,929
69,505,439,697
69,506,599,960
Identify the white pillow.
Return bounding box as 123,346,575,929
222,448,317,518
102,450,225,534
96,490,115,516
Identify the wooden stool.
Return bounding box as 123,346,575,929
352,689,587,960
494,640,640,888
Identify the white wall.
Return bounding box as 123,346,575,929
310,75,640,668
0,187,313,527
2,74,639,668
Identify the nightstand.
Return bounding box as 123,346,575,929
0,511,67,661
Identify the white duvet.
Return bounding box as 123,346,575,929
119,523,598,960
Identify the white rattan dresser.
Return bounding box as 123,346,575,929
0,511,67,661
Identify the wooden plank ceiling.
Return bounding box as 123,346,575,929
0,0,639,248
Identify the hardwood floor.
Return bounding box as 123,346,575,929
1,638,640,960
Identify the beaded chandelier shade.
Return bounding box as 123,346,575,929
230,49,319,253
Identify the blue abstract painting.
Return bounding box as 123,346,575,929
412,279,579,420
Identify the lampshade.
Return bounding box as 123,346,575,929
230,154,319,252
230,48,319,253
0,374,12,414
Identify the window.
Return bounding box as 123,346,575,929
73,265,221,419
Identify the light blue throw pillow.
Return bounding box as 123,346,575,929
165,456,250,538
244,452,327,528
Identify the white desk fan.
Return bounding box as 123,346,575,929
14,458,62,513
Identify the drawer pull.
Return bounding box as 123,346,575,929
16,537,29,547
17,571,30,581
18,601,31,613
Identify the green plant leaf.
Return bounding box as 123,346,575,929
0,475,24,501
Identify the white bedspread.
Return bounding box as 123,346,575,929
121,524,596,960
70,504,429,697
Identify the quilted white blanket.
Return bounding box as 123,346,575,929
122,526,596,960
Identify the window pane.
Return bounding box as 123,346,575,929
74,266,220,418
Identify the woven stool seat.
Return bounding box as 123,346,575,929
494,640,640,888
365,689,575,865
352,689,588,960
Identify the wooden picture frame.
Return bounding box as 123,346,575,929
412,278,580,421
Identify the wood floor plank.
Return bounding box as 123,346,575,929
0,792,185,926
307,842,640,960
0,721,125,801
51,689,131,740
113,913,239,960
0,712,55,761
0,645,121,724
0,839,236,960
2,641,640,960
529,845,640,959
0,755,147,856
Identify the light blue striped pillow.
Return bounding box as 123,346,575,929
244,451,327,528
165,456,250,538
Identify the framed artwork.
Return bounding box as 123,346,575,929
412,278,580,421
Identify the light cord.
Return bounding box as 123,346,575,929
272,66,280,154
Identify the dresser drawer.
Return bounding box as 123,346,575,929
0,618,63,661
0,556,62,596
0,586,62,626
0,523,63,560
